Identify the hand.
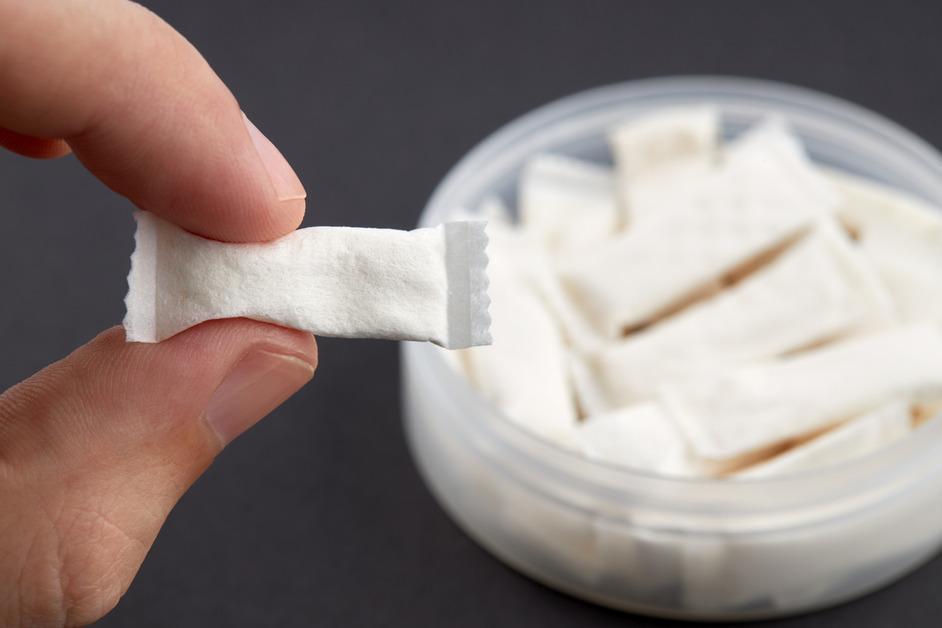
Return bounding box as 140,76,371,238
0,1,318,625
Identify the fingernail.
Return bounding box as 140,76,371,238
205,349,315,446
243,113,307,202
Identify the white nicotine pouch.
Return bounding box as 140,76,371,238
609,105,719,225
575,403,706,478
558,178,817,338
560,119,839,337
735,399,913,479
827,170,942,326
124,212,491,349
518,154,619,253
587,220,895,405
460,222,580,447
609,105,719,181
661,326,942,462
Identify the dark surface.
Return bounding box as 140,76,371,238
2,1,942,626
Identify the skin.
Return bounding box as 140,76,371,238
0,1,318,625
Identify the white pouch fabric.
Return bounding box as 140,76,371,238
660,326,942,461
828,169,942,325
722,119,840,213
124,211,491,348
484,221,603,353
559,180,814,337
625,119,838,224
609,105,718,181
461,223,579,445
589,220,895,405
519,154,618,252
576,403,705,477
568,353,612,418
735,399,912,479
611,105,719,225
560,120,839,337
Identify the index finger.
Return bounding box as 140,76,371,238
0,0,306,242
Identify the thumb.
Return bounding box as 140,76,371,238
0,319,316,627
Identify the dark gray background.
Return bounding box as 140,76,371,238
1,1,940,626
